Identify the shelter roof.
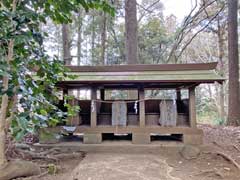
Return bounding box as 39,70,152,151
60,62,224,85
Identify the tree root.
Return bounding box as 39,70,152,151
233,144,240,152
27,171,48,179
215,151,240,169
212,141,223,148
17,148,85,166
1,147,86,180
15,143,31,150
193,169,224,179
0,160,40,180
202,150,240,170
18,149,59,163
53,152,86,160
14,171,49,180
41,147,61,155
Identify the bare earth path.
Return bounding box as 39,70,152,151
68,153,181,180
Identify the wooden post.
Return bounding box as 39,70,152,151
100,89,105,100
63,88,68,97
91,87,97,127
189,87,196,128
176,89,181,101
139,88,145,127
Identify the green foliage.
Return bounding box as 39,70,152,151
198,111,226,126
0,0,114,140
138,18,168,64
64,95,80,117
47,164,58,175
214,117,225,125
39,129,60,144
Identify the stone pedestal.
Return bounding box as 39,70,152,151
84,133,102,144
183,132,203,145
132,133,150,144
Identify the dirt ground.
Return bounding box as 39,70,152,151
23,124,240,180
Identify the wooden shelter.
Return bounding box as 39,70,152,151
56,62,224,144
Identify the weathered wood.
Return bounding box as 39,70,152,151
66,62,218,72
139,88,145,127
90,88,97,127
58,83,196,90
189,87,196,128
177,89,181,100
100,89,105,100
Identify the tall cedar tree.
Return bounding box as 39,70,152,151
62,24,71,65
227,0,240,126
125,0,138,64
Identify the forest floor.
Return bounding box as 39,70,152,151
16,124,240,180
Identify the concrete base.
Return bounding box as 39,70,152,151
132,133,150,144
35,140,185,154
39,129,60,144
84,133,102,144
183,132,203,145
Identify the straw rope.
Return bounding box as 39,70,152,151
91,98,150,104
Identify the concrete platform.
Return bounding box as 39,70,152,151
35,140,185,154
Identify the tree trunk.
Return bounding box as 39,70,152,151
0,77,9,166
0,0,17,166
56,25,61,59
62,24,71,65
227,0,240,126
217,17,226,121
125,0,138,64
110,26,125,62
91,15,95,64
100,12,107,65
77,11,83,66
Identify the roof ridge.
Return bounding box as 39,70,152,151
66,62,218,72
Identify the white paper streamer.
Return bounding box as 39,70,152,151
134,101,138,114
91,100,95,112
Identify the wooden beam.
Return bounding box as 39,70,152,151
139,88,145,127
91,87,97,127
59,83,192,90
189,87,196,128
